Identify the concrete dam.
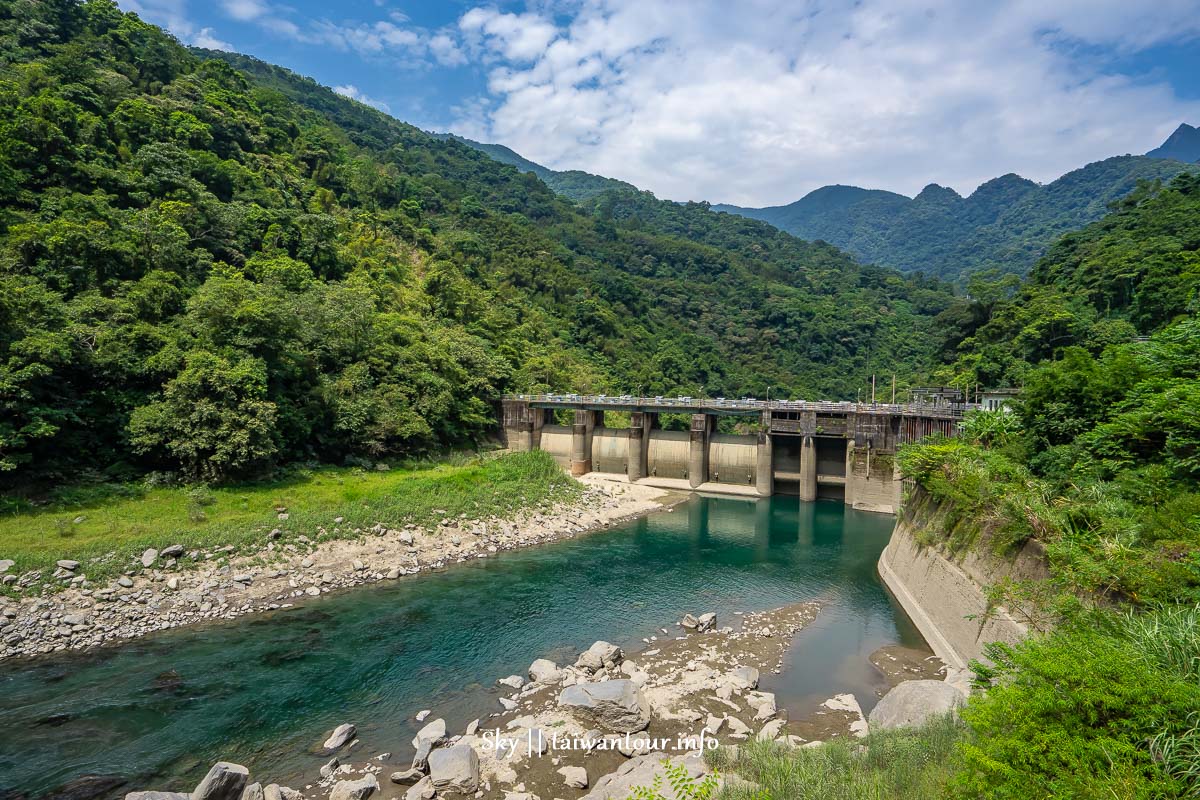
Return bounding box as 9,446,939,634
502,395,962,514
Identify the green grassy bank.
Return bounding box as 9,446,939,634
0,451,578,593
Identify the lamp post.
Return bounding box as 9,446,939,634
766,385,771,405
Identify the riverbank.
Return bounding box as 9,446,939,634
0,471,679,660
120,601,946,800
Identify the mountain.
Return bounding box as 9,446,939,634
1146,123,1200,163
436,134,637,201
0,1,953,486
713,148,1197,280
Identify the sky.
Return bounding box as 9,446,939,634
119,0,1200,207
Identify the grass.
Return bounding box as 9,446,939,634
706,714,965,800
0,450,579,593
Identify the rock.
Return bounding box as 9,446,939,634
127,793,188,800
328,774,378,800
404,777,434,800
389,769,423,785
191,762,249,800
558,766,588,789
410,743,434,772
679,614,698,630
0,559,13,572
527,728,549,755
412,718,446,749
704,715,725,734
117,576,134,588
241,784,263,800
868,680,965,731
729,666,759,690
498,674,525,689
756,720,785,741
725,717,751,737
528,658,561,684
141,549,159,568
616,732,654,757
415,709,431,722
322,723,356,751
428,744,480,795
580,753,706,800
167,577,179,591
558,679,650,733
575,641,622,671
696,612,716,631
264,786,301,800
320,758,339,778
57,560,80,571
499,697,518,711
465,718,480,736
161,544,185,558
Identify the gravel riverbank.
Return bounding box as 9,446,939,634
0,475,679,660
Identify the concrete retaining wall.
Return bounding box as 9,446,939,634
878,492,1047,673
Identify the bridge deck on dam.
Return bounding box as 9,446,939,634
501,394,965,514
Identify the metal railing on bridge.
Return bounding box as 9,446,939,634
506,393,970,419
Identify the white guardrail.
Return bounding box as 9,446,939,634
506,394,971,417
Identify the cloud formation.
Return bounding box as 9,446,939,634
333,84,391,112
449,0,1200,205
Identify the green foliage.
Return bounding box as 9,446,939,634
958,409,1022,448
706,713,964,800
959,611,1200,799
627,761,720,800
0,1,955,489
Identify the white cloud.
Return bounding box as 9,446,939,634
220,0,269,22
192,26,233,50
450,0,1200,206
333,84,392,112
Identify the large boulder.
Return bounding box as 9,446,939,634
322,723,356,751
328,774,377,800
241,784,264,800
868,680,964,731
263,786,301,800
558,679,650,733
427,744,480,795
411,718,446,749
581,753,706,800
575,641,623,672
728,666,759,690
528,658,562,684
191,763,249,800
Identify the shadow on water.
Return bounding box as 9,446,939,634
0,495,925,798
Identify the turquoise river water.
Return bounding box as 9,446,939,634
0,495,925,799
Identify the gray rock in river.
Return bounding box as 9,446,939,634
191,762,249,800
322,723,356,751
328,774,378,800
575,641,622,672
559,679,650,733
241,783,264,800
389,769,423,785
868,680,965,731
428,744,480,795
411,739,433,772
411,717,446,749
696,612,717,631
263,785,301,800
528,658,561,684
404,777,434,800
126,793,189,800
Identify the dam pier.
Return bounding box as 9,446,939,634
503,394,962,513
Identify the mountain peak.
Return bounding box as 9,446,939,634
1146,123,1200,163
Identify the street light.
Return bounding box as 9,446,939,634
766,385,771,404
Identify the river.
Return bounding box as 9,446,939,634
0,494,925,798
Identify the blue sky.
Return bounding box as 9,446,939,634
121,0,1200,206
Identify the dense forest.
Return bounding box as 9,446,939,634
715,154,1197,280
894,173,1200,796
0,0,954,488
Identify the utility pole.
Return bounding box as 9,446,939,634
891,374,896,404
871,375,876,405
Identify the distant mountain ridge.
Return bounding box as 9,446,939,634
1146,123,1200,162
438,135,638,200
713,127,1200,278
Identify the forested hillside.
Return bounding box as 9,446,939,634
716,153,1197,280
0,0,953,488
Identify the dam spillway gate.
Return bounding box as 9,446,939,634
502,395,962,514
